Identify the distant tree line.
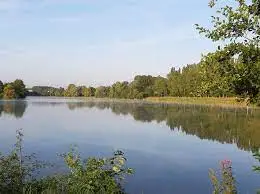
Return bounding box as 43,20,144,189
2,0,260,105
30,58,260,105
0,79,26,99
30,0,260,105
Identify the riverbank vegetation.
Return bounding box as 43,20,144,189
0,130,133,194
0,79,26,99
146,97,248,107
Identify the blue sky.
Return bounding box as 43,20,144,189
0,0,217,87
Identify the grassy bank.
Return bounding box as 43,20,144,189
146,97,250,108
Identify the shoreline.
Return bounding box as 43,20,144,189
145,97,257,109
22,96,259,109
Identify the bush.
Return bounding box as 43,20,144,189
0,130,133,194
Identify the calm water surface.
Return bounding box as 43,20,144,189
0,97,260,193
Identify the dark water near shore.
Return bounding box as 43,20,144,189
0,97,260,193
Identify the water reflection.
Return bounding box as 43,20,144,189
63,100,260,151
2,99,260,151
0,100,27,118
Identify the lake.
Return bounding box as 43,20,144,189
0,97,260,193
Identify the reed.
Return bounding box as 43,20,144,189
145,97,251,108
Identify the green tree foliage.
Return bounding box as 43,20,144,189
130,75,156,98
32,86,65,96
65,84,79,97
12,79,26,99
196,0,260,102
197,0,260,45
109,82,130,99
82,87,96,97
3,84,16,99
95,86,110,98
167,65,203,97
153,76,168,97
199,54,234,97
167,68,182,96
0,80,27,99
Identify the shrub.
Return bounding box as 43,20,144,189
0,130,133,194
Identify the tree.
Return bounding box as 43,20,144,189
196,0,260,102
131,75,156,98
196,0,260,46
31,86,64,96
89,87,96,97
167,68,183,96
153,76,168,97
95,86,110,98
82,87,90,97
109,82,130,99
3,84,16,99
65,84,79,97
55,87,65,96
198,55,234,97
83,87,96,97
127,83,141,99
12,79,26,99
0,80,3,98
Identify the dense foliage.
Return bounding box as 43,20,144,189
29,55,259,105
0,79,26,99
196,0,260,103
31,86,65,97
0,130,133,194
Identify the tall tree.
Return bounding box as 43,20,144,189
65,84,79,97
109,82,130,99
132,75,156,98
12,79,26,98
196,0,260,102
167,68,183,96
153,76,168,97
95,86,110,98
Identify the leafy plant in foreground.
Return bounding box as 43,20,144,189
0,129,46,193
44,147,134,194
0,130,133,194
209,160,237,194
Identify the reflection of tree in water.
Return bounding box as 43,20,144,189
66,100,260,151
0,101,28,118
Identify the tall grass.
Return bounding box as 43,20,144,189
146,97,249,108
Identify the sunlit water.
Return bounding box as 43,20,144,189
0,97,260,193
